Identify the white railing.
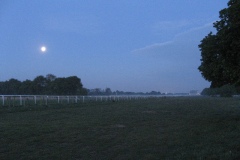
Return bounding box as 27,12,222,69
0,95,154,106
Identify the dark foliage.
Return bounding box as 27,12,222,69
198,0,240,88
0,74,87,95
201,84,237,97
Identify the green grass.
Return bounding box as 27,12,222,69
1,97,240,159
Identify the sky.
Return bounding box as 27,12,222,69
0,0,229,93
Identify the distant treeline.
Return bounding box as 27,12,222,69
0,74,87,95
87,88,163,96
1,74,185,96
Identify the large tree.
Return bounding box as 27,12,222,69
198,0,240,88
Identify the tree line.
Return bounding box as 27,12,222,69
0,74,166,96
0,74,87,95
87,88,163,96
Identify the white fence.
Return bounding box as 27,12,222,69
0,95,153,106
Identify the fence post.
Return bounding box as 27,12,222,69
58,96,60,103
75,96,77,103
83,96,84,103
2,95,4,106
34,96,37,105
45,96,48,105
67,96,69,103
20,95,22,106
8,97,11,107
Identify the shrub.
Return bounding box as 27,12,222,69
219,84,236,97
201,85,237,97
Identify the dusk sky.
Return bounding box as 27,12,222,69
0,0,228,93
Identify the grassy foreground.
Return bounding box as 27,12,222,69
1,97,240,159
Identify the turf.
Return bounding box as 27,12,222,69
1,97,240,159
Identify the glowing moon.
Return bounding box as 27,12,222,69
40,46,47,52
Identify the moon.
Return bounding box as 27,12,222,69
40,46,47,52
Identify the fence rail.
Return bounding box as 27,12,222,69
0,95,158,107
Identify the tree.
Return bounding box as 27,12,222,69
65,76,83,95
198,0,240,88
3,79,21,95
93,88,102,95
49,76,84,95
32,75,47,94
19,80,33,94
77,87,88,95
46,74,56,82
105,88,112,95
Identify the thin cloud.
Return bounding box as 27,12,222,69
131,41,173,54
152,20,190,34
151,18,217,40
174,22,214,39
132,22,214,55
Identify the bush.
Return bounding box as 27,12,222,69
201,85,237,97
219,84,236,97
201,88,220,96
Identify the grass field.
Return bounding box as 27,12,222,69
1,97,240,159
